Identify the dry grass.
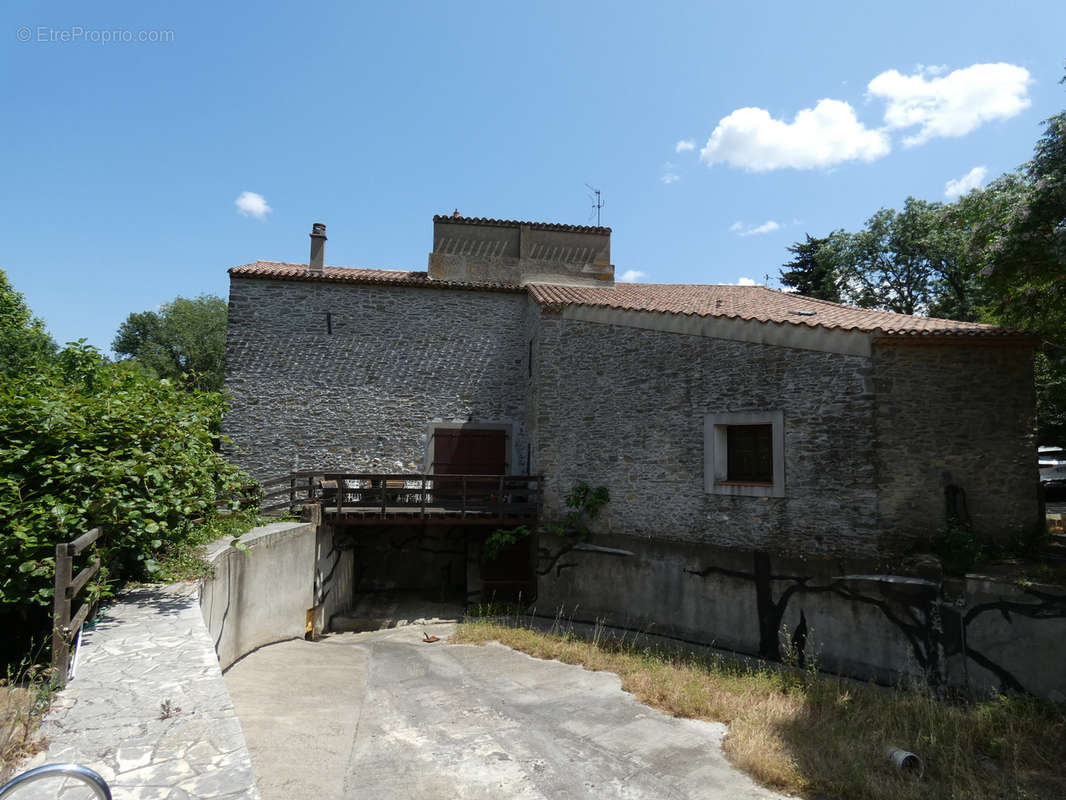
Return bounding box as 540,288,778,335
0,663,54,782
452,619,1066,800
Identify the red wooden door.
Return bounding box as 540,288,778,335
432,428,507,475
431,428,507,508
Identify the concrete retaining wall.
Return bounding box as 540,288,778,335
200,521,319,669
538,534,1066,700
312,523,356,633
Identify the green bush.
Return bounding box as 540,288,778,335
0,342,248,608
933,519,983,576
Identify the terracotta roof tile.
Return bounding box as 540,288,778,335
432,214,610,235
228,261,524,293
229,262,1031,340
526,282,1030,338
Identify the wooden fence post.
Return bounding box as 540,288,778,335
52,542,73,684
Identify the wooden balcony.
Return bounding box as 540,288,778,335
261,472,541,526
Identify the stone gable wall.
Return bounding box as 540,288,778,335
223,277,530,479
873,341,1039,549
533,315,881,557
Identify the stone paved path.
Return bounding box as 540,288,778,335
18,585,259,800
226,624,788,800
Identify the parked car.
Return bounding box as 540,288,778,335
1039,445,1066,498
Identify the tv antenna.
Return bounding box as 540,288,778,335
585,184,604,226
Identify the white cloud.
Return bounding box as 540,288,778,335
699,99,890,171
619,269,646,282
660,173,680,184
731,220,781,237
675,139,697,153
235,191,272,219
736,277,757,286
944,165,988,199
915,63,949,77
868,63,1031,146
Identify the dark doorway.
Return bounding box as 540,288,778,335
480,534,536,604
430,426,536,603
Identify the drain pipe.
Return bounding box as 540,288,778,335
885,746,924,778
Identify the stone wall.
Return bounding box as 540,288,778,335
533,314,880,557
428,218,613,286
224,277,530,480
873,340,1039,550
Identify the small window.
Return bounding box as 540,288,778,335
726,424,773,483
705,411,785,497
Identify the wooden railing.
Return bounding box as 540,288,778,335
52,527,103,686
259,473,302,516
258,471,542,522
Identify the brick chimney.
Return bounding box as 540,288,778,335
309,223,327,271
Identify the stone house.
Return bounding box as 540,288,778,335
223,215,1053,693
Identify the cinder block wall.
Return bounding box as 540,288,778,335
224,277,531,479
873,340,1039,549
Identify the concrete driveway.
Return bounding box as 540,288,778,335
224,623,786,800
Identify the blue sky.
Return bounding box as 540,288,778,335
3,0,1064,351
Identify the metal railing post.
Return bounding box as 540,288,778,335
0,763,112,800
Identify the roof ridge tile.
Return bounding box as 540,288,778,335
432,215,611,234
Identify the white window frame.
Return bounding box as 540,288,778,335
704,410,785,498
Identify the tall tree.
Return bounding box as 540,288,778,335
835,199,942,315
0,267,55,378
973,71,1066,443
113,295,228,392
977,89,1066,335
779,234,840,301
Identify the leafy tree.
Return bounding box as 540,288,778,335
968,72,1066,444
0,276,249,662
0,341,248,612
1034,351,1066,445
925,192,996,322
975,104,1065,335
113,294,228,391
0,267,55,377
779,234,840,302
835,199,948,315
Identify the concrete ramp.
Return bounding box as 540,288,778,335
330,592,463,633
225,625,786,800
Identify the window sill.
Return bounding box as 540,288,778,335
715,481,774,487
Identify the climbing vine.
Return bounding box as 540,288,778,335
482,481,609,561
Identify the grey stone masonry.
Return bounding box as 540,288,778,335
873,340,1039,550
224,277,531,480
428,216,613,287
533,314,880,558
19,584,259,800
